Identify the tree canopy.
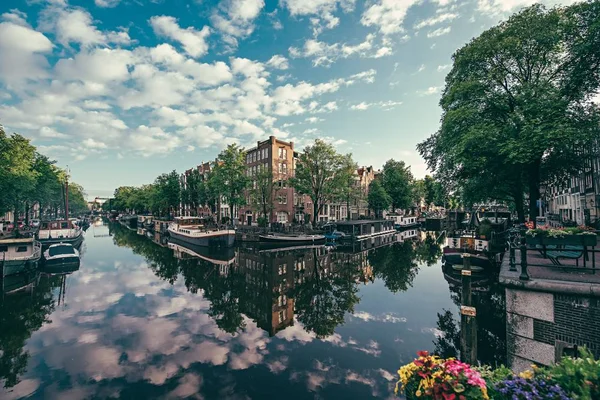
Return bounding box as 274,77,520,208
381,159,414,211
418,3,600,223
367,180,391,218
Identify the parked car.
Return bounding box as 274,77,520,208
30,219,40,227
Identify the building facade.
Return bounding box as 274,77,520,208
239,136,295,225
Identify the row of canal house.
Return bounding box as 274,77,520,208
546,139,600,227
179,135,379,225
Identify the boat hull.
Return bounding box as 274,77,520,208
259,235,326,247
39,233,83,249
168,236,236,263
442,248,493,271
2,259,39,276
168,230,235,248
41,258,81,273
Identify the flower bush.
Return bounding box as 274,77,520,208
397,350,599,400
526,226,596,237
395,351,489,400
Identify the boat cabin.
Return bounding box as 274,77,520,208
446,235,489,252
335,220,395,239
38,220,78,240
0,238,38,260
173,217,203,227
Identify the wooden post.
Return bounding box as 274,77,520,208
460,253,477,365
519,237,530,281
509,238,517,272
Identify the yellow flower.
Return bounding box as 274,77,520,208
519,370,534,380
415,389,422,397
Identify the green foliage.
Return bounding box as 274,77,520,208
0,125,87,220
367,179,391,218
249,167,275,221
544,349,600,400
153,170,181,217
381,159,414,211
368,241,419,293
418,3,600,224
209,144,249,222
290,139,352,224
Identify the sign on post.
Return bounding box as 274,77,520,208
461,306,476,317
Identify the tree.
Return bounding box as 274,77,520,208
381,159,414,211
249,167,275,225
367,180,391,218
336,154,360,220
418,3,600,225
291,139,347,225
368,241,419,292
153,171,181,217
412,179,426,208
209,144,249,224
0,129,38,225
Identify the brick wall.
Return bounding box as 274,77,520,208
533,294,600,358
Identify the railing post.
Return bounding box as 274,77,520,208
460,253,477,365
519,237,530,281
509,242,517,272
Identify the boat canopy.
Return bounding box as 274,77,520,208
48,245,76,257
40,220,75,230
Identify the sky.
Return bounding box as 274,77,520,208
0,0,580,199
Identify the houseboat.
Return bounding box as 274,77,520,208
119,214,138,230
259,233,326,247
138,215,154,230
334,220,395,241
37,220,83,248
442,231,493,272
386,213,420,230
168,217,235,248
168,237,236,265
0,237,42,276
42,243,80,270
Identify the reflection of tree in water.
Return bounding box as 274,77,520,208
180,259,247,334
368,241,420,293
291,249,361,338
414,233,443,267
110,223,180,284
0,273,62,388
433,281,507,367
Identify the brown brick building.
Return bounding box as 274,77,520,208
239,136,295,225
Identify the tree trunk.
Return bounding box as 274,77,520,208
25,202,30,225
313,201,319,226
528,161,541,228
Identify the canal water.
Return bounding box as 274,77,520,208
0,221,506,399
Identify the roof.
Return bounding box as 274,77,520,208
0,237,34,244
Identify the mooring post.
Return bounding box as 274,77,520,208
519,237,530,281
460,253,477,365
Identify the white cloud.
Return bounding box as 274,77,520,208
437,64,451,71
361,0,421,35
282,0,356,35
39,6,104,47
414,12,458,29
150,16,211,58
211,0,265,49
2,9,29,26
289,34,391,66
305,116,324,123
266,55,289,70
350,100,401,111
416,64,425,73
0,22,52,83
417,86,441,96
95,0,121,7
427,26,451,38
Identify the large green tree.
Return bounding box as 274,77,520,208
249,167,275,225
291,139,349,225
367,180,391,218
381,159,414,211
209,144,249,224
153,171,181,217
418,3,600,224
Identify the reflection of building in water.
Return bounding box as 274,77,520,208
235,246,329,336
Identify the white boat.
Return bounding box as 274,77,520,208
168,217,235,248
0,237,42,276
37,220,83,248
42,243,80,268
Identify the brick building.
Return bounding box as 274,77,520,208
239,136,295,225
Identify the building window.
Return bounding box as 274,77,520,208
278,163,283,174
279,148,287,159
282,163,287,175
278,263,287,275
277,212,288,223
278,295,287,307
278,310,287,323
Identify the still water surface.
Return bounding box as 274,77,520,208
0,221,505,399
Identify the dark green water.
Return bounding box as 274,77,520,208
0,222,506,399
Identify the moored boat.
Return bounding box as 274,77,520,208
37,220,83,248
442,232,494,272
0,237,42,276
168,217,235,248
334,220,395,241
42,243,80,269
259,233,326,246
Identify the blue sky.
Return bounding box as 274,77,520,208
0,0,578,199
